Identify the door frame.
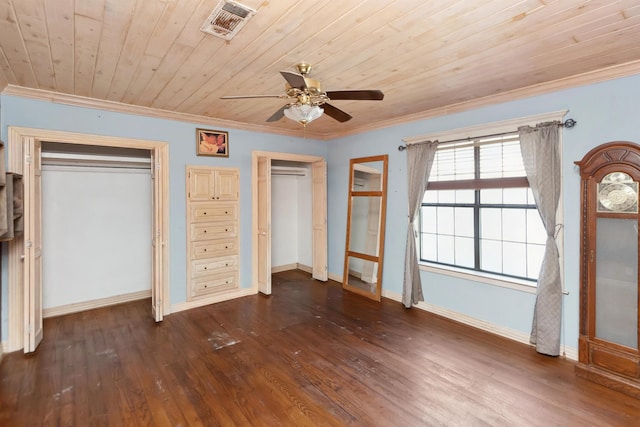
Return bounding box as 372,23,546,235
251,151,327,294
5,127,170,352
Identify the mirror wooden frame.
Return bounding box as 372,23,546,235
342,155,388,301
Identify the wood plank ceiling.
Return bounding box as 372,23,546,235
0,0,639,138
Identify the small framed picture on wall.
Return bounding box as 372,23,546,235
196,128,229,157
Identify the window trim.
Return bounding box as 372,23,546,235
419,262,537,294
406,110,567,292
402,110,568,146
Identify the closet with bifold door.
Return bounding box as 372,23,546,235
40,143,153,317
270,160,313,274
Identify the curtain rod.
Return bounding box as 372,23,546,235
397,118,576,151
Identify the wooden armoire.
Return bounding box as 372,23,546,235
575,141,640,398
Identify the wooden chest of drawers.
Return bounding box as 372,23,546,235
186,167,239,300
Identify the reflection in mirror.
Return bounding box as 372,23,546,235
343,155,388,301
345,256,379,294
348,196,382,257
352,161,384,191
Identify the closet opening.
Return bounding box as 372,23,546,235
271,160,313,275
5,127,168,353
40,143,153,318
252,151,327,295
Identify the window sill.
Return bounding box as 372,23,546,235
418,263,538,294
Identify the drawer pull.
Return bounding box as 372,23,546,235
225,211,228,214
225,246,228,249
225,263,229,267
204,248,207,252
204,212,207,215
204,267,207,270
225,229,228,232
204,230,207,233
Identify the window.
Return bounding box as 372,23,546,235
419,133,547,283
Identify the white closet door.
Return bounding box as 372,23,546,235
151,147,165,322
24,138,43,353
256,155,272,294
312,160,328,281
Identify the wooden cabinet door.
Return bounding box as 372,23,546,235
189,168,215,201
215,169,238,200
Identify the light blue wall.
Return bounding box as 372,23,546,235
0,95,327,339
3,73,640,350
327,73,640,350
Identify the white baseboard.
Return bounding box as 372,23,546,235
328,272,342,282
271,263,297,273
297,263,312,274
43,290,152,318
271,263,313,274
382,289,578,360
171,287,256,314
562,345,578,360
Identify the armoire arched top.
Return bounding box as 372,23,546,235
575,141,640,177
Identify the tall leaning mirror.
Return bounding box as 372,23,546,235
343,155,388,301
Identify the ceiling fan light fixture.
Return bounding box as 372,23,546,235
221,62,383,124
284,104,324,126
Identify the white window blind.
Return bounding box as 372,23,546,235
430,134,526,183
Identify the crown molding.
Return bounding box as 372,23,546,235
402,110,568,145
3,59,639,141
0,85,327,140
322,59,640,140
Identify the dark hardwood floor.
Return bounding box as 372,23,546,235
1,270,639,426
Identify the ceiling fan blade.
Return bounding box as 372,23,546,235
323,103,352,122
280,71,307,90
326,90,384,101
220,95,283,99
266,105,287,122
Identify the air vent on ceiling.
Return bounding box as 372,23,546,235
200,0,257,40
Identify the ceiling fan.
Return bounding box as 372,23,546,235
220,62,384,125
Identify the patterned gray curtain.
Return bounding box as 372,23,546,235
402,142,437,308
518,122,562,356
